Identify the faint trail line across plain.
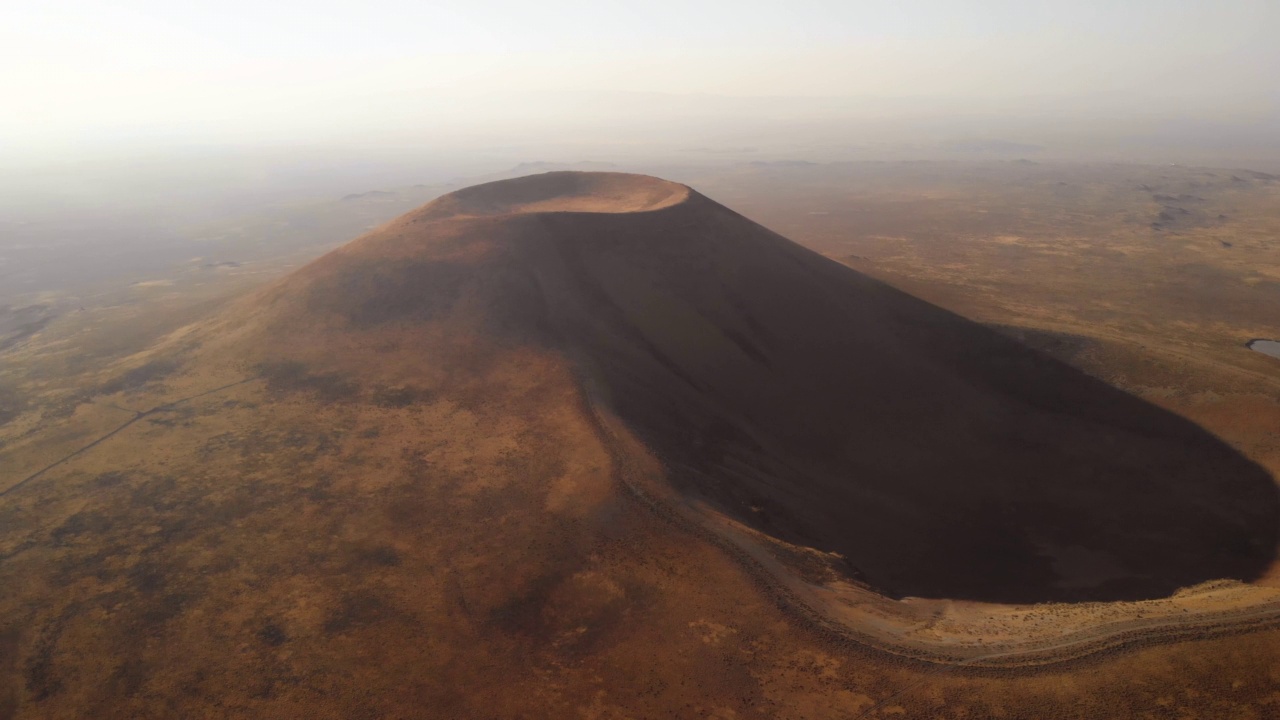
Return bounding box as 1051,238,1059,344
0,377,260,498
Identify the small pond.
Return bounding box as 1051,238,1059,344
1246,339,1280,359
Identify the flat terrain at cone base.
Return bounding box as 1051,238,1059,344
0,171,1277,719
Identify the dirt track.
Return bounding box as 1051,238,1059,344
579,382,1280,671
0,377,260,497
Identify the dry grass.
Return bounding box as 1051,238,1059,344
0,167,1278,719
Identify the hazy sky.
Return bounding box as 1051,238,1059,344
4,1,1278,154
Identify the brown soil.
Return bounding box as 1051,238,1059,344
1,170,1277,719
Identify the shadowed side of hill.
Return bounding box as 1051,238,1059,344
261,171,1279,604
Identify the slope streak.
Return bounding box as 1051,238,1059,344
285,171,1279,605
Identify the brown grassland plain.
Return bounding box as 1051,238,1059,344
0,166,1277,719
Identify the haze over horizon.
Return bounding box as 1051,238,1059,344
5,4,1280,717
5,0,1279,169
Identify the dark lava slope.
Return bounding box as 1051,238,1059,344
276,171,1278,603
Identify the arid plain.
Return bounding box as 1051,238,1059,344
1,163,1278,719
